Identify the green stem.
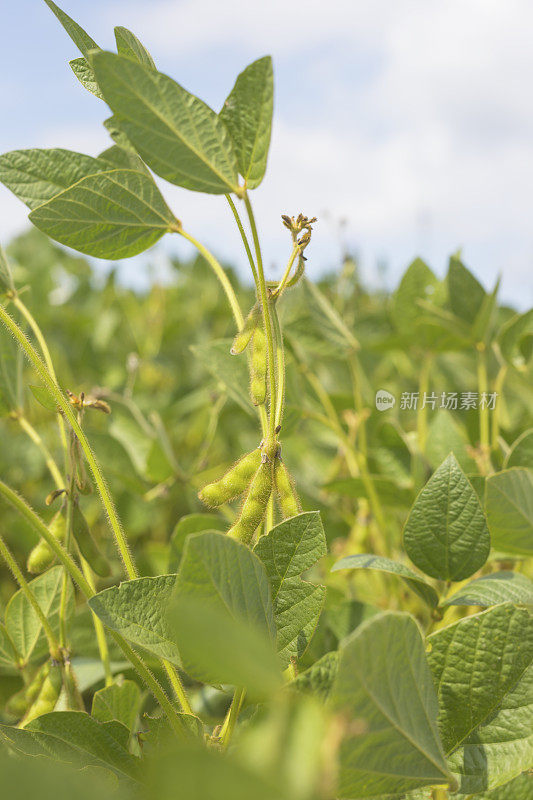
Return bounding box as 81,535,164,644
81,559,113,687
178,229,243,330
225,195,259,285
0,303,138,580
477,344,492,473
0,534,60,662
243,192,277,440
16,415,64,490
417,353,432,456
0,479,187,735
272,244,299,298
59,434,76,651
271,302,285,428
12,295,69,472
162,659,193,716
491,363,507,451
219,687,246,748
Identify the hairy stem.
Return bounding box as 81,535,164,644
178,228,243,330
219,687,246,749
225,195,259,285
0,303,138,580
243,192,277,440
271,302,285,428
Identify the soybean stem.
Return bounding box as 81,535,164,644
178,228,243,330
16,415,64,490
271,302,285,428
273,244,299,298
225,195,259,285
219,687,246,748
81,558,113,687
243,192,277,440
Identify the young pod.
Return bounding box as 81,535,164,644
227,460,273,546
26,511,66,574
274,459,301,519
198,448,262,507
72,503,110,577
5,686,30,719
24,662,49,706
249,326,267,406
231,302,261,355
21,661,62,726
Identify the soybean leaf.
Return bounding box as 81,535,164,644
499,309,533,369
44,1,98,59
289,650,339,702
171,597,282,698
403,453,490,581
173,531,276,640
0,711,140,782
441,571,533,607
466,772,533,799
0,148,113,210
90,52,240,194
5,566,74,665
29,169,178,260
392,258,444,340
427,604,533,753
69,57,102,99
254,512,327,665
427,605,533,794
426,410,477,473
0,623,19,669
505,429,533,469
485,468,533,556
29,383,58,412
114,27,155,69
331,612,453,798
331,553,439,609
89,575,181,666
219,56,273,189
447,254,486,324
146,742,288,800
92,680,141,731
98,144,149,174
168,513,227,571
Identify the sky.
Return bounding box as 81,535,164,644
1,0,533,308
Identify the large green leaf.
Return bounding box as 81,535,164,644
505,429,533,469
89,575,181,665
90,52,240,194
168,513,227,571
0,148,112,210
0,622,18,669
465,772,533,799
441,571,533,608
447,255,486,324
5,566,74,665
69,57,103,99
498,309,533,369
29,169,178,260
173,531,276,639
171,597,282,698
91,679,142,731
391,258,443,340
427,604,533,755
290,650,338,702
0,711,140,782
219,56,273,189
429,604,533,794
331,553,439,608
0,244,15,293
426,410,477,473
254,512,327,665
114,26,155,69
44,1,98,59
485,468,533,555
330,612,453,798
403,453,490,581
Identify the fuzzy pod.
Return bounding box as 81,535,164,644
249,326,267,406
72,503,110,577
274,459,301,518
6,686,30,718
22,662,62,726
26,511,66,574
24,663,49,706
231,302,261,355
227,460,273,545
198,448,262,507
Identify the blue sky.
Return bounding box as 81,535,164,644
2,0,533,308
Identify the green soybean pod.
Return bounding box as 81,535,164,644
6,686,30,719
231,302,261,355
24,662,48,706
198,448,262,507
249,326,267,406
227,460,273,546
22,662,62,726
72,503,110,577
27,511,66,573
274,459,301,519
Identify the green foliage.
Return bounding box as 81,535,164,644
485,468,533,555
